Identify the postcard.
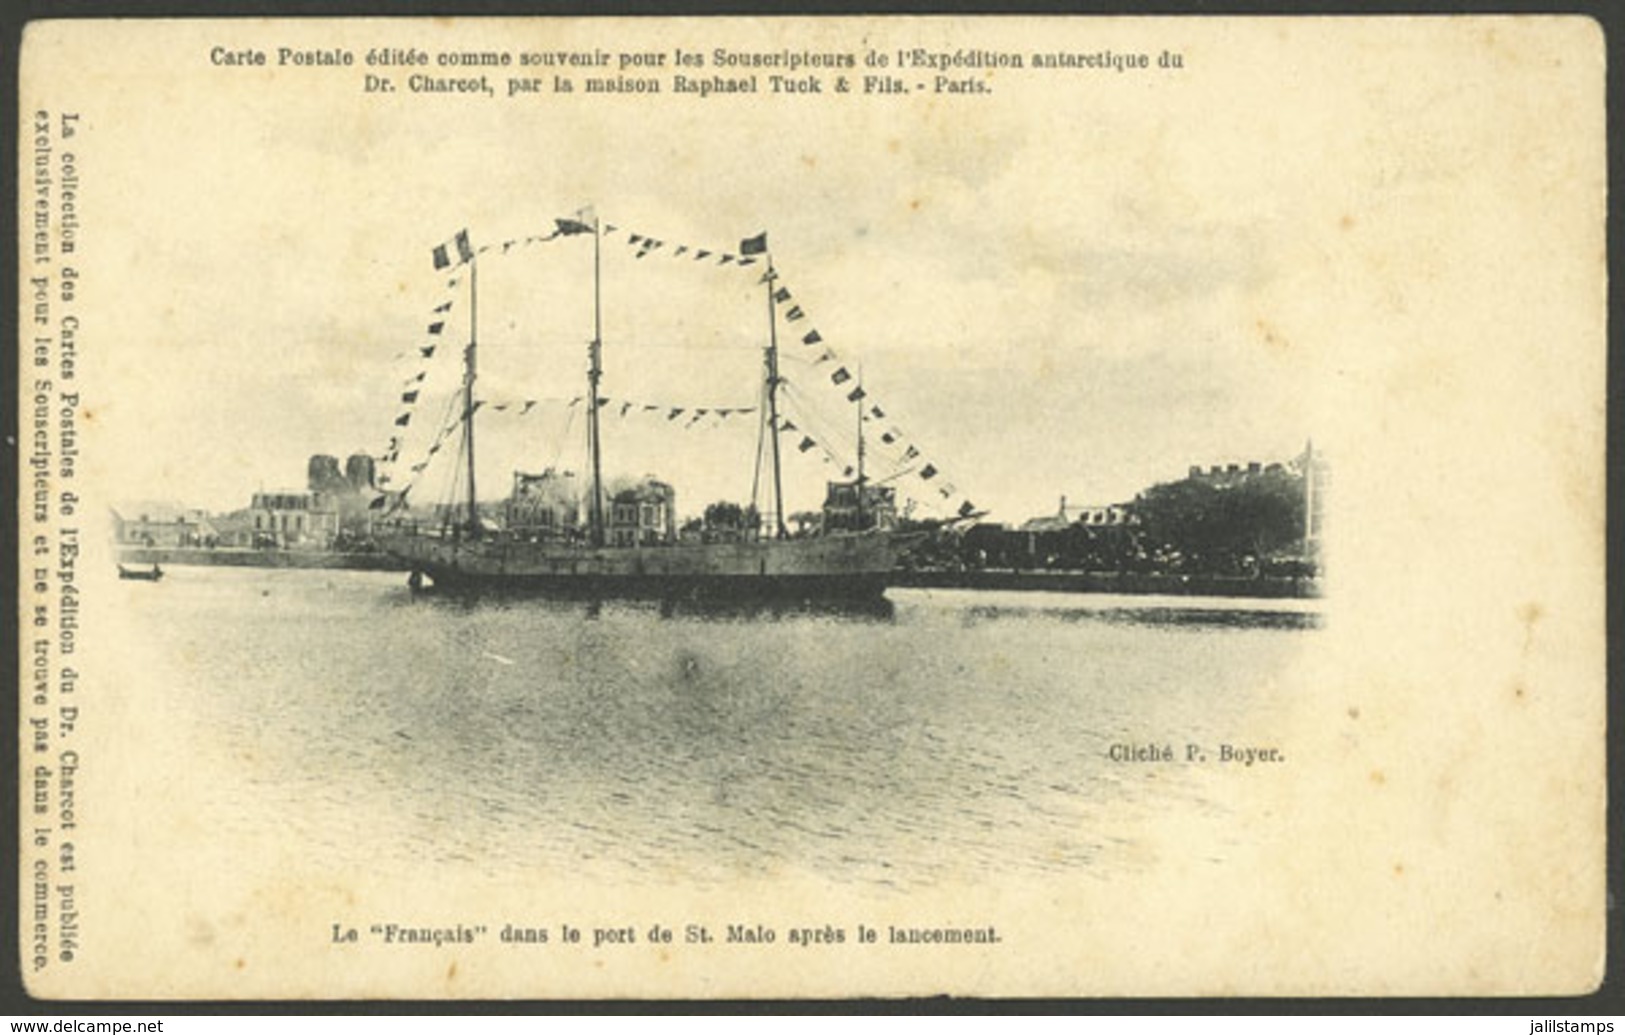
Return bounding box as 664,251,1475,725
16,15,1605,998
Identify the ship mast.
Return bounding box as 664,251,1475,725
463,253,480,535
763,260,788,539
587,214,606,547
855,366,866,530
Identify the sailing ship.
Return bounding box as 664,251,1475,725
377,216,951,598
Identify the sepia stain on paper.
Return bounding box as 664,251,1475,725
1517,600,1544,653
1253,317,1289,355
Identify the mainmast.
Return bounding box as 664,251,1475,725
763,260,788,539
463,253,480,535
587,214,606,547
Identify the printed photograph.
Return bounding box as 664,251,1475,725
17,16,1605,999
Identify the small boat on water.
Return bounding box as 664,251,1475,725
118,563,164,582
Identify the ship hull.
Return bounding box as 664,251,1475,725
380,530,908,600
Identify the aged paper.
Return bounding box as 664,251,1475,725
17,16,1605,999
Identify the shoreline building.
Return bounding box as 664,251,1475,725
1019,495,1137,535
608,477,677,547
308,452,380,543
248,490,340,548
1017,495,1139,568
821,479,898,533
111,502,217,548
506,468,583,540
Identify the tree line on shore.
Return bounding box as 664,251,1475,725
908,466,1318,579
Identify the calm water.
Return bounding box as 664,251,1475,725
120,568,1319,891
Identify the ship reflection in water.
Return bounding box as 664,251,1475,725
125,568,1320,890
406,580,898,624
404,582,1321,629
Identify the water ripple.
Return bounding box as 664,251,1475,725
129,568,1314,890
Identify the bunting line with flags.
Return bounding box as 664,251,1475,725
767,271,974,515
773,298,979,516
378,394,472,513
783,392,976,520
399,219,984,521
459,394,757,423
381,289,464,470
597,224,780,271
384,218,607,515
425,214,602,273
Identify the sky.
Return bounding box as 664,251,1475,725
45,18,1373,523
